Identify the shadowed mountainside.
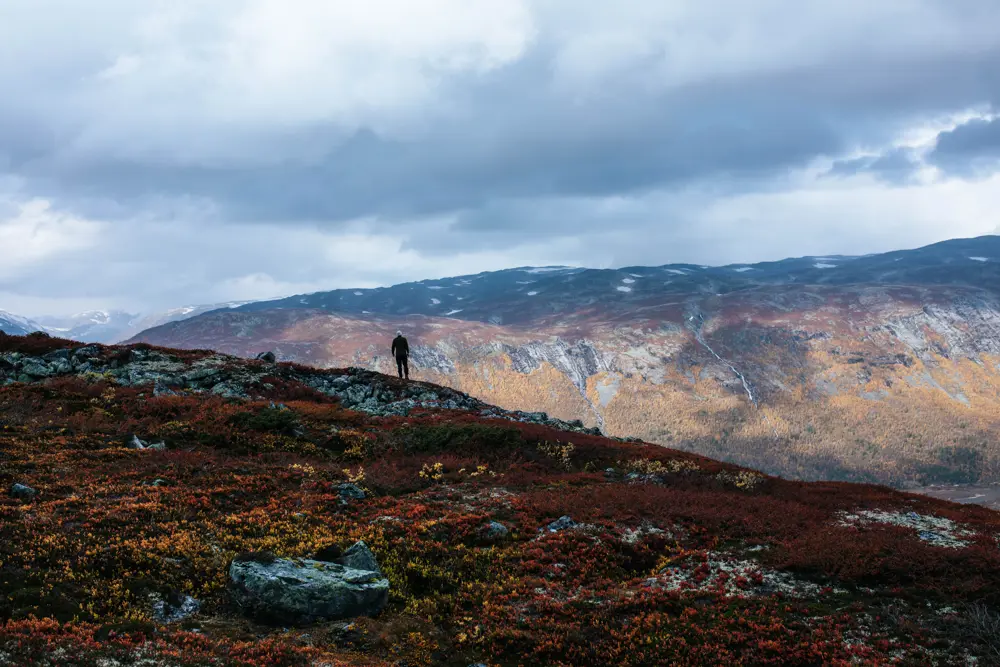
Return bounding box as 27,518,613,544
128,237,1000,488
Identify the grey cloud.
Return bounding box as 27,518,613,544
4,2,1000,315
928,117,1000,174
11,39,1000,229
826,148,923,183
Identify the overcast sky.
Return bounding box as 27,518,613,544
2,1,1000,316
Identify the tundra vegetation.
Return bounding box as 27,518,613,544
1,333,999,665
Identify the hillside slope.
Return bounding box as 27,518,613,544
2,332,1000,665
129,237,1000,487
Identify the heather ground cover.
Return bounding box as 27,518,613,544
2,336,1000,665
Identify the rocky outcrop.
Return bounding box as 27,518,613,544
882,295,1000,362
499,339,613,392
0,339,603,438
228,552,389,625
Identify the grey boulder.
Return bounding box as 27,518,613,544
9,483,36,500
543,515,577,533
336,483,366,505
129,435,166,451
228,553,389,625
478,521,510,543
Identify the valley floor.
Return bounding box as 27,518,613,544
910,485,1000,512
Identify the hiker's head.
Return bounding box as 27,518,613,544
396,330,402,337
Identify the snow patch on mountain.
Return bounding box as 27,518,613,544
814,263,837,269
617,286,632,293
431,298,441,305
969,257,989,262
353,291,363,296
0,310,44,336
622,278,636,284
733,267,754,273
665,269,688,275
526,291,538,296
523,267,572,274
444,309,463,316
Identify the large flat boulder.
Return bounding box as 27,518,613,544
228,552,389,625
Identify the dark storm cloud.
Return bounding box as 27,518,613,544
928,117,1000,174
14,43,1000,228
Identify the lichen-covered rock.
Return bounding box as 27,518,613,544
479,521,510,543
129,435,166,451
337,483,366,505
151,592,201,623
21,362,53,378
228,553,389,625
543,515,577,533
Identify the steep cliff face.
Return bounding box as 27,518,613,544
128,238,1000,487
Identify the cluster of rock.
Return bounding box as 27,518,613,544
0,341,603,437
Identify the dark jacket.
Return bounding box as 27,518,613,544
391,335,409,359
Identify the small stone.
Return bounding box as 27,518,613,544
72,346,100,361
256,351,277,363
129,435,165,451
9,483,36,500
479,521,510,543
152,592,201,623
337,541,381,574
543,515,577,533
337,483,366,505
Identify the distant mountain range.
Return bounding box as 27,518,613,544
122,235,1000,488
0,302,256,344
7,236,1000,487
0,310,46,337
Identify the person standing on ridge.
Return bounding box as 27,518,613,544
391,330,410,379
